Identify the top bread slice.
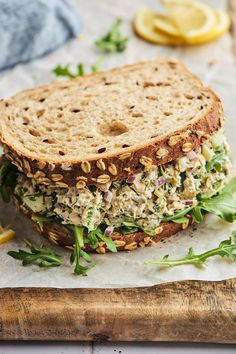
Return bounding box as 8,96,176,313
0,58,223,188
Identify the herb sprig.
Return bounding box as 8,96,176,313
145,232,236,267
68,226,117,275
53,61,101,79
8,239,62,268
69,226,92,276
95,19,128,53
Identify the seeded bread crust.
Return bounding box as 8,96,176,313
0,58,224,188
14,196,187,252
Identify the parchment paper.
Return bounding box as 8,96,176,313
0,0,236,288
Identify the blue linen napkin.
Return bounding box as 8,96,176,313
0,0,81,71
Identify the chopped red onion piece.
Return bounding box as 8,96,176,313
187,150,196,160
104,190,113,203
185,199,193,206
104,226,114,237
155,176,165,188
126,175,136,184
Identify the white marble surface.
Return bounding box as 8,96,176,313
0,342,236,353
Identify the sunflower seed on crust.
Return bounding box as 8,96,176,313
155,226,163,234
108,163,117,176
76,176,87,181
34,170,45,179
114,240,126,247
182,142,193,153
124,167,131,172
51,174,63,181
39,177,51,184
143,237,151,244
48,163,55,171
182,220,189,229
48,232,59,244
76,180,86,189
168,132,189,146
23,159,31,173
81,161,91,174
124,242,137,251
156,148,169,159
139,156,152,166
96,174,110,184
96,159,106,171
55,181,69,188
96,246,106,254
37,161,46,170
118,152,131,160
196,130,205,138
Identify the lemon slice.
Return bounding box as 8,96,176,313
198,10,230,43
133,6,184,45
0,224,16,244
164,0,217,43
153,14,181,37
154,9,230,45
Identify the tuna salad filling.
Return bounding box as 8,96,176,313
12,129,231,235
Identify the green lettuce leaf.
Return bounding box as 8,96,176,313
192,177,236,223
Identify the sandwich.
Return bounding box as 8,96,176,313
0,58,234,260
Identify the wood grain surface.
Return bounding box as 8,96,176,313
0,0,236,345
0,279,235,342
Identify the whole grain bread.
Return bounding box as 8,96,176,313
0,58,223,188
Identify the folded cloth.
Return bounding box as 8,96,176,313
0,0,80,71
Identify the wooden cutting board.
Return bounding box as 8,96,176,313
0,279,236,342
0,0,236,344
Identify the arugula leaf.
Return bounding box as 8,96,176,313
31,215,54,231
119,225,139,234
161,207,193,222
0,157,18,203
95,19,128,53
8,239,62,268
206,152,225,172
145,232,236,267
53,65,76,79
192,177,236,223
90,64,100,73
77,63,85,77
53,61,102,79
142,229,157,236
120,221,158,236
69,225,92,276
159,165,166,177
91,228,117,253
119,221,139,234
191,206,204,223
86,231,99,249
172,217,189,224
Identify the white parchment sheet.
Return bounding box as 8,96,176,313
0,0,236,288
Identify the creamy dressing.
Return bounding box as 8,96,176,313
14,130,231,231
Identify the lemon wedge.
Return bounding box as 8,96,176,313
133,6,184,45
163,0,217,44
0,224,16,244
